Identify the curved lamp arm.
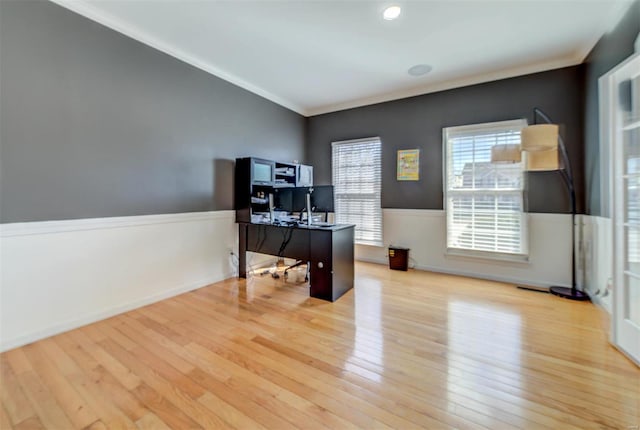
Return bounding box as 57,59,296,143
532,108,586,298
532,108,576,215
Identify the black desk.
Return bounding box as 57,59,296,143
238,222,355,302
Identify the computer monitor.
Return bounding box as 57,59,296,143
311,185,334,213
275,186,334,216
292,187,310,213
250,158,274,185
273,188,293,212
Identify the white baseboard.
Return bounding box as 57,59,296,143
579,215,612,313
0,275,225,352
1,209,606,351
1,211,238,352
356,255,552,289
356,209,573,289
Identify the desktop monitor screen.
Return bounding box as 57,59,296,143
253,161,273,184
273,188,293,212
292,187,309,213
311,185,334,212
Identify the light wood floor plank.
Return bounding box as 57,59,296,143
266,318,629,428
97,337,227,430
134,413,171,430
11,370,75,429
21,342,99,429
191,281,624,428
13,415,44,430
0,404,15,430
161,301,417,428
84,420,108,430
50,334,141,428
140,308,362,430
0,358,36,426
1,262,638,429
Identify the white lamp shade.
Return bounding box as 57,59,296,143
521,124,559,152
491,144,521,163
525,148,563,171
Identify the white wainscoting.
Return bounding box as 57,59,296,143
356,209,573,288
0,211,242,352
579,215,613,312
1,209,609,351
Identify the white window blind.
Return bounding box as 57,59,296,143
332,137,383,246
444,119,528,258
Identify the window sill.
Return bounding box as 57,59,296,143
445,248,529,264
356,240,384,247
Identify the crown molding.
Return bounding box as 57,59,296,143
574,0,636,63
1,211,233,237
306,56,583,117
48,0,306,115
48,0,635,118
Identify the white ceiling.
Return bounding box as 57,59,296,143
51,0,633,116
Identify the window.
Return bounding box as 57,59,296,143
444,119,528,259
332,137,382,246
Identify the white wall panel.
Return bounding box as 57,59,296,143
356,209,573,288
0,211,238,351
1,209,611,352
580,215,613,312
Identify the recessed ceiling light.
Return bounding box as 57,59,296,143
383,5,401,20
408,64,432,76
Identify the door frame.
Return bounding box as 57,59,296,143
600,52,640,365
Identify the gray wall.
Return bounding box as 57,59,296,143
583,0,640,216
0,0,305,223
307,67,584,214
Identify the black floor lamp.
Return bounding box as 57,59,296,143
520,108,589,301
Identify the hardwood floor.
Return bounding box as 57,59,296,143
1,262,638,429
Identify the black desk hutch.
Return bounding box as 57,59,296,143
235,157,355,302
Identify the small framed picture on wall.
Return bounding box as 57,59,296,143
397,149,420,181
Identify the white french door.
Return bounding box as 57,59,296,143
603,53,640,364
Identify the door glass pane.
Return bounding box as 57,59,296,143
627,226,640,274
626,274,640,326
624,74,640,127
625,128,639,175
627,176,640,225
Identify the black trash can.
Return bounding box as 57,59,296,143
388,246,409,271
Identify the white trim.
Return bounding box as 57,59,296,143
0,275,222,353
599,52,640,218
311,0,634,117
355,257,551,289
444,248,529,264
382,208,443,218
414,263,548,289
308,59,582,116
443,118,528,136
599,71,613,218
443,119,529,258
47,0,633,118
0,210,233,237
578,215,613,313
331,136,380,146
332,137,383,247
601,52,640,363
589,293,608,313
356,210,572,288
1,210,238,352
576,1,637,65
48,0,304,115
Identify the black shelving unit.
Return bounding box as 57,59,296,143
274,162,296,188
235,157,313,223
